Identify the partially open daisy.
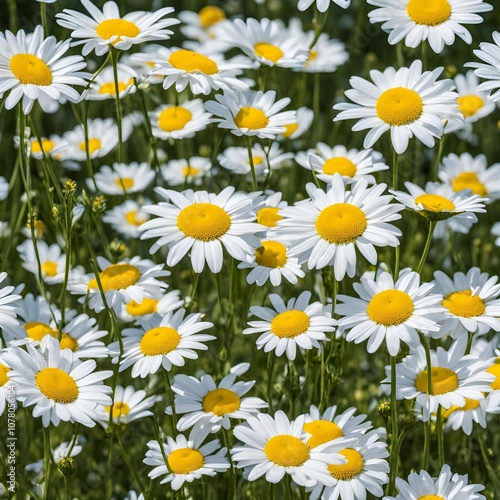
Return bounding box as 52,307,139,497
206,89,296,139
92,162,155,195
337,270,444,356
277,107,314,140
244,291,335,360
0,26,88,114
238,239,305,287
295,32,349,74
278,175,403,280
297,144,388,185
17,240,66,285
0,278,30,347
179,6,227,43
432,267,500,339
438,152,500,202
4,336,112,427
150,100,212,141
385,464,486,500
169,363,268,432
119,290,184,323
144,426,230,490
111,310,215,378
85,63,137,101
334,60,461,154
140,186,261,274
298,0,351,13
368,0,492,53
161,156,212,187
232,410,352,488
384,335,494,416
102,199,151,239
28,134,66,160
56,0,180,56
252,191,288,237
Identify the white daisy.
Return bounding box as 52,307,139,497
17,240,66,285
432,267,500,339
334,60,462,154
252,191,288,235
277,107,314,140
337,270,444,356
150,100,212,141
4,336,112,427
385,464,486,500
56,0,180,56
140,186,261,274
168,363,268,432
127,44,168,84
119,290,184,322
144,425,230,490
206,89,296,140
0,26,88,114
0,272,25,345
298,0,351,12
92,162,155,195
28,135,66,160
367,0,492,54
161,157,212,187
243,291,335,361
179,6,228,44
111,310,215,378
297,33,348,74
102,199,151,239
0,352,14,415
278,175,403,281
85,63,137,101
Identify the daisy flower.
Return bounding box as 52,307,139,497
277,107,314,140
4,336,112,427
438,152,500,201
144,425,230,490
85,63,137,101
150,100,212,141
111,310,215,378
238,239,305,287
161,157,212,187
168,363,268,432
334,60,461,154
383,335,494,416
140,186,261,274
432,267,500,339
252,191,288,234
0,177,8,201
243,291,335,360
385,464,486,500
337,270,444,356
179,6,227,43
278,176,403,281
232,410,352,488
298,0,351,12
96,385,161,427
28,135,66,160
298,33,348,74
0,26,88,114
56,0,180,56
92,162,155,195
25,439,83,478
0,272,24,345
102,199,151,239
297,144,389,185
217,18,308,68
68,255,169,313
119,290,184,322
368,0,492,54
206,89,296,140
17,240,66,285
309,430,389,500
0,352,14,415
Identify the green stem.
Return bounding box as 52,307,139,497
41,3,48,36
42,426,52,500
266,353,275,413
436,405,445,468
223,428,236,500
477,427,500,497
163,369,178,429
416,221,436,275
82,100,97,191
433,134,446,182
8,0,17,32
387,355,399,496
393,149,401,278
418,330,433,470
111,48,124,164
309,9,330,50
244,136,258,191
116,430,147,496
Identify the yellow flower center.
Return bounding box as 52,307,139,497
177,203,231,241
487,362,500,390
327,448,364,480
88,264,141,292
126,297,158,317
199,5,226,28
168,49,218,75
96,19,140,44
42,261,58,277
257,207,283,227
441,398,480,418
98,78,134,96
255,241,288,268
264,435,310,467
323,157,357,177
182,165,200,178
248,156,264,166
304,420,344,449
105,401,131,418
452,172,487,196
442,290,485,318
202,388,241,415
0,364,10,387
139,327,181,356
457,95,484,118
415,367,459,395
315,203,367,244
234,107,269,130
158,107,192,132
35,367,79,403
282,123,299,137
125,210,147,226
415,194,455,212
79,138,102,154
59,334,79,352
23,322,56,342
10,54,53,86
31,139,55,154
418,496,445,500
168,448,205,474
306,50,318,66
270,310,310,339
367,290,415,326
407,0,451,26
115,177,135,191
376,87,423,126
254,43,284,63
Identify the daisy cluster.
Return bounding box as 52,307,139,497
1,0,500,499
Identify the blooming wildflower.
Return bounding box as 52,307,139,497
17,240,66,285
85,63,137,101
161,157,212,187
102,199,151,239
298,0,351,13
92,162,155,195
